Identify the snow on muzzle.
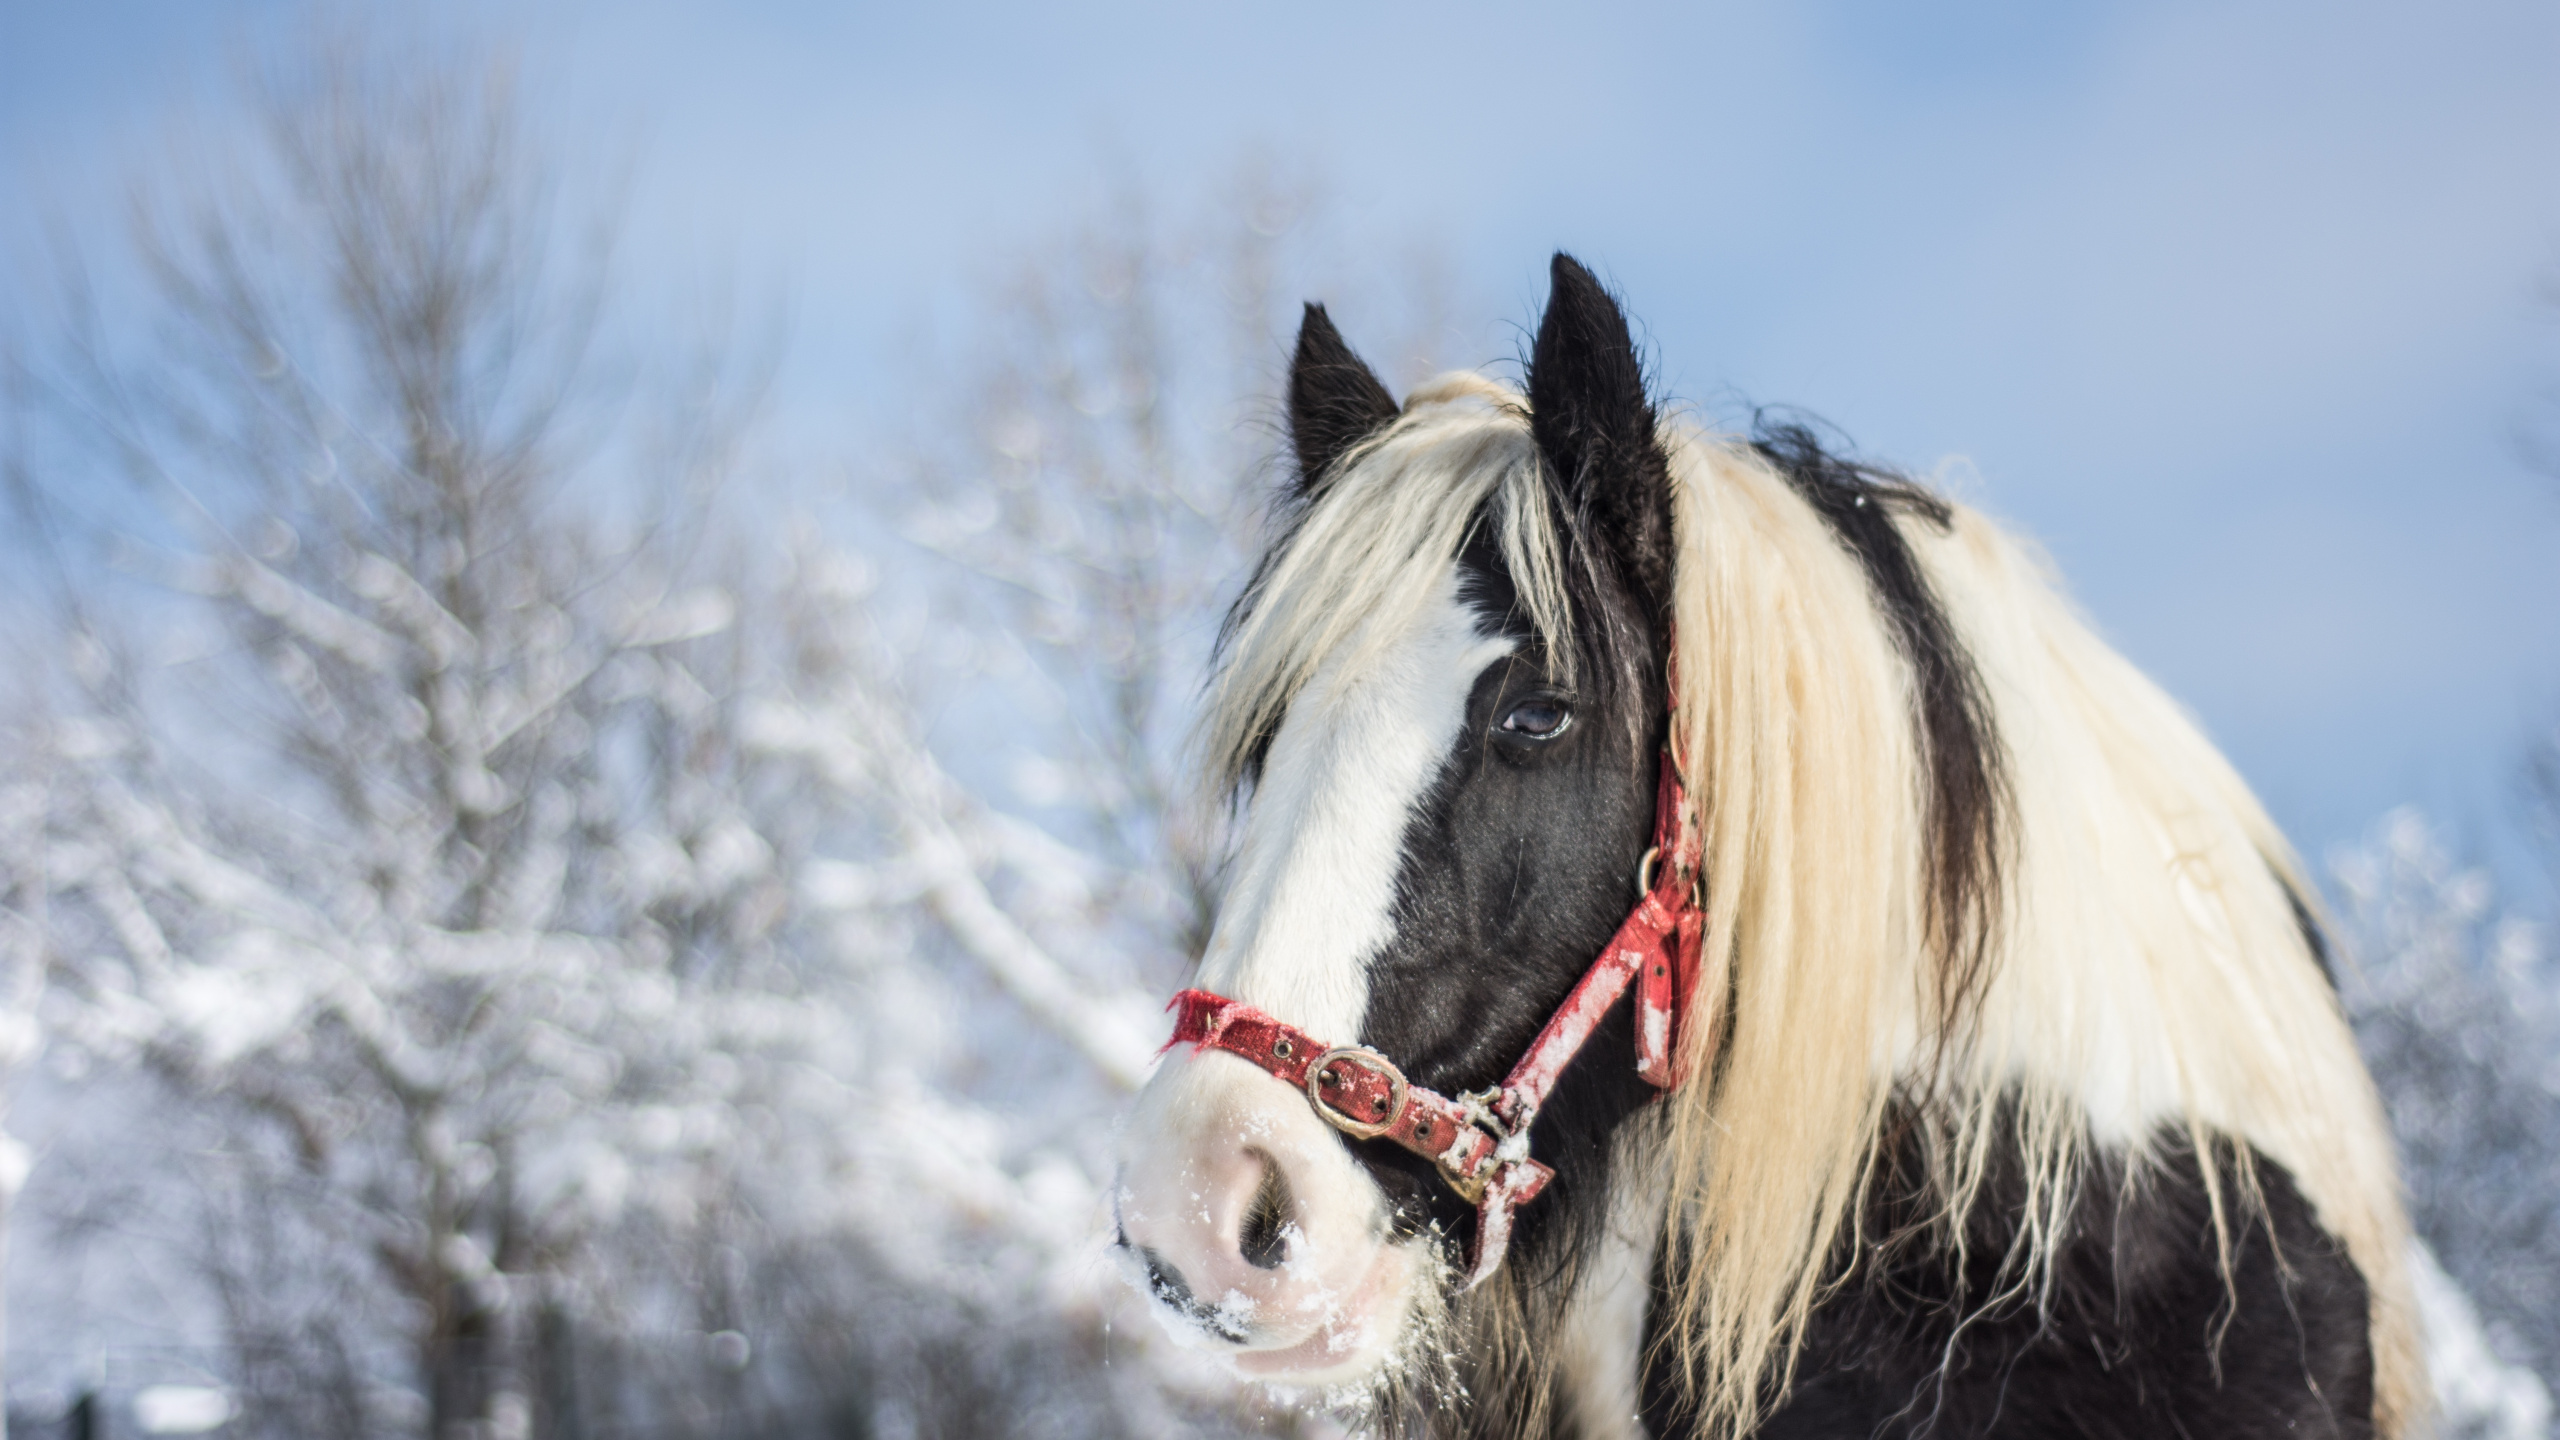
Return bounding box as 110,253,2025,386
1114,1043,1429,1381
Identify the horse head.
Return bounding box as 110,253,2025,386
1114,255,1676,1389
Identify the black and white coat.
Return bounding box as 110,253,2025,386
1115,256,2421,1439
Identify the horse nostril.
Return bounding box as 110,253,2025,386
1238,1153,1292,1271
1141,1246,1252,1344
1141,1248,1195,1311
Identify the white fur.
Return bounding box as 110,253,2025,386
1556,1137,1667,1440
1117,1055,1427,1380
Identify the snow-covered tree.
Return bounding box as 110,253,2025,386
2337,808,2559,1439
0,28,1408,1440
734,173,1478,1439
0,747,49,1440
4,39,866,1437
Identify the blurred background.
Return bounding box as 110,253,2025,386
1,2,2555,1437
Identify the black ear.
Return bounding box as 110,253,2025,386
1527,254,1675,625
1288,303,1400,495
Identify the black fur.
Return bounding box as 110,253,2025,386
1343,260,1676,1274
1754,419,2010,1052
1321,265,1683,1440
1289,302,1402,495
1528,255,1679,630
1344,526,1665,1440
1644,1119,2375,1439
1348,525,1664,1263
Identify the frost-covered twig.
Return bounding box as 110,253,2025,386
747,697,1162,1090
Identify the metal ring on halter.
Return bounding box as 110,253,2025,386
1307,1046,1408,1140
1635,845,1662,900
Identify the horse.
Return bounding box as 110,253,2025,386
1113,254,2422,1439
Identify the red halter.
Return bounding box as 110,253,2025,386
1166,737,1706,1288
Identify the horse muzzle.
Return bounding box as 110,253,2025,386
1113,1042,1429,1382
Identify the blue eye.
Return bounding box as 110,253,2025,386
1498,698,1573,740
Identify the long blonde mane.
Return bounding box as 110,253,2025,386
1204,376,2423,1438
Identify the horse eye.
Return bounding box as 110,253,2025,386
1498,698,1573,740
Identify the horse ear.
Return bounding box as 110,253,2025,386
1288,303,1400,495
1527,253,1675,624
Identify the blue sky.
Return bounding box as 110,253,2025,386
8,0,2560,907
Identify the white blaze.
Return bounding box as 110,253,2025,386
1197,567,1512,1037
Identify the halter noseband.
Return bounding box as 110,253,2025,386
1166,729,1706,1288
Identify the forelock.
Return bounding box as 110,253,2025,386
1202,374,1577,798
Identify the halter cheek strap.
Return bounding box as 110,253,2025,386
1166,742,1707,1289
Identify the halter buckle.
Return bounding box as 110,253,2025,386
1306,1046,1408,1140
1430,1087,1516,1205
